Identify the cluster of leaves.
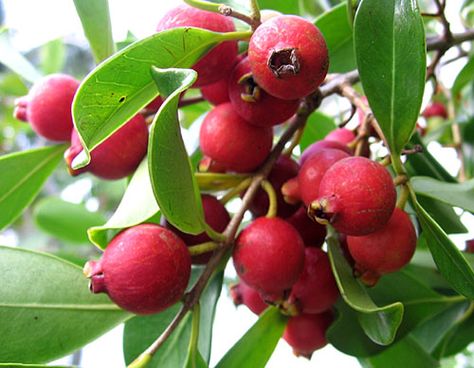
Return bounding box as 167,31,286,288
0,0,474,367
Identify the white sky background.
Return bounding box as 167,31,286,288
2,1,474,368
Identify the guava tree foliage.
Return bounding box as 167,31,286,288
1,0,474,367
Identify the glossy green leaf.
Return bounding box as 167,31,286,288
327,236,403,345
315,3,356,73
88,159,159,249
411,176,474,212
0,145,65,231
0,365,73,368
184,350,207,368
416,195,466,235
73,0,115,63
0,246,129,363
452,56,474,96
413,198,474,299
40,38,65,75
72,28,243,169
34,197,106,244
354,0,426,154
435,313,474,357
300,111,337,151
215,307,287,368
148,67,204,234
256,0,300,15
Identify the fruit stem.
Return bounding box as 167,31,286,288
249,0,261,30
282,125,305,157
195,172,251,191
220,177,252,204
396,184,410,210
186,303,201,364
203,223,227,242
390,154,406,177
128,353,152,368
188,241,219,256
261,180,278,218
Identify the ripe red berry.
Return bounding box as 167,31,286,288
14,74,80,141
324,128,355,145
201,78,230,106
288,248,339,313
347,208,417,285
248,15,328,100
422,102,448,119
310,157,396,236
233,217,305,296
283,312,333,358
230,279,268,315
156,4,238,87
199,103,273,173
287,206,327,247
84,224,191,315
228,57,299,127
198,156,228,173
65,114,148,180
300,140,352,166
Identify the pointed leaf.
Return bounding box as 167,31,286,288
0,145,65,231
452,55,474,96
300,111,337,151
354,0,426,154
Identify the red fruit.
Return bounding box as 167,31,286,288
201,78,230,105
287,206,326,247
164,194,230,264
422,102,448,119
198,156,227,173
228,57,299,127
230,279,268,315
347,208,417,285
247,155,300,218
199,103,273,173
65,114,148,180
324,128,356,145
233,217,305,296
156,4,238,87
300,140,352,165
14,74,80,141
248,15,328,100
288,248,339,313
283,312,333,358
466,239,474,254
310,157,396,236
84,224,191,315
297,149,351,206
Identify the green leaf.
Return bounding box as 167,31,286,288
72,28,242,169
416,195,466,235
0,145,65,231
452,56,474,96
88,159,160,249
148,67,204,234
256,0,300,15
40,38,65,75
0,365,73,368
33,197,105,244
184,350,207,368
72,0,115,63
327,236,403,345
411,176,474,213
215,307,287,368
413,198,474,299
435,312,474,357
0,29,42,83
300,111,337,151
0,246,129,364
354,0,426,154
315,3,356,73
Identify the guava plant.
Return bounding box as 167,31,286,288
1,0,474,367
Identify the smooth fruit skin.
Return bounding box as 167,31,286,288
199,103,273,173
201,78,230,105
14,74,80,141
156,4,238,87
289,248,339,313
287,206,327,247
65,114,148,180
230,279,268,315
422,102,448,119
84,224,191,315
311,157,396,236
300,140,352,166
233,217,305,296
347,208,417,284
283,312,333,358
228,57,299,127
324,128,355,145
248,15,328,100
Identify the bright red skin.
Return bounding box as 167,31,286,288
283,312,333,358
86,224,191,315
299,149,351,206
198,156,227,173
199,103,273,172
347,208,417,280
324,128,355,145
422,102,448,119
247,155,300,218
164,194,230,264
466,239,474,253
300,140,352,165
248,16,328,100
228,57,299,127
287,206,326,247
314,157,396,236
14,74,80,141
230,280,268,315
65,114,148,180
289,248,339,314
201,78,230,105
233,217,305,296
156,4,238,87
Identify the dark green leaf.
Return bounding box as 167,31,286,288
184,350,207,368
0,145,65,231
0,246,129,363
354,0,426,154
72,0,115,63
40,38,65,75
300,112,337,151
452,56,474,96
327,236,403,345
0,365,73,368
215,307,287,368
416,195,467,234
315,3,356,73
435,312,474,357
256,0,300,15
